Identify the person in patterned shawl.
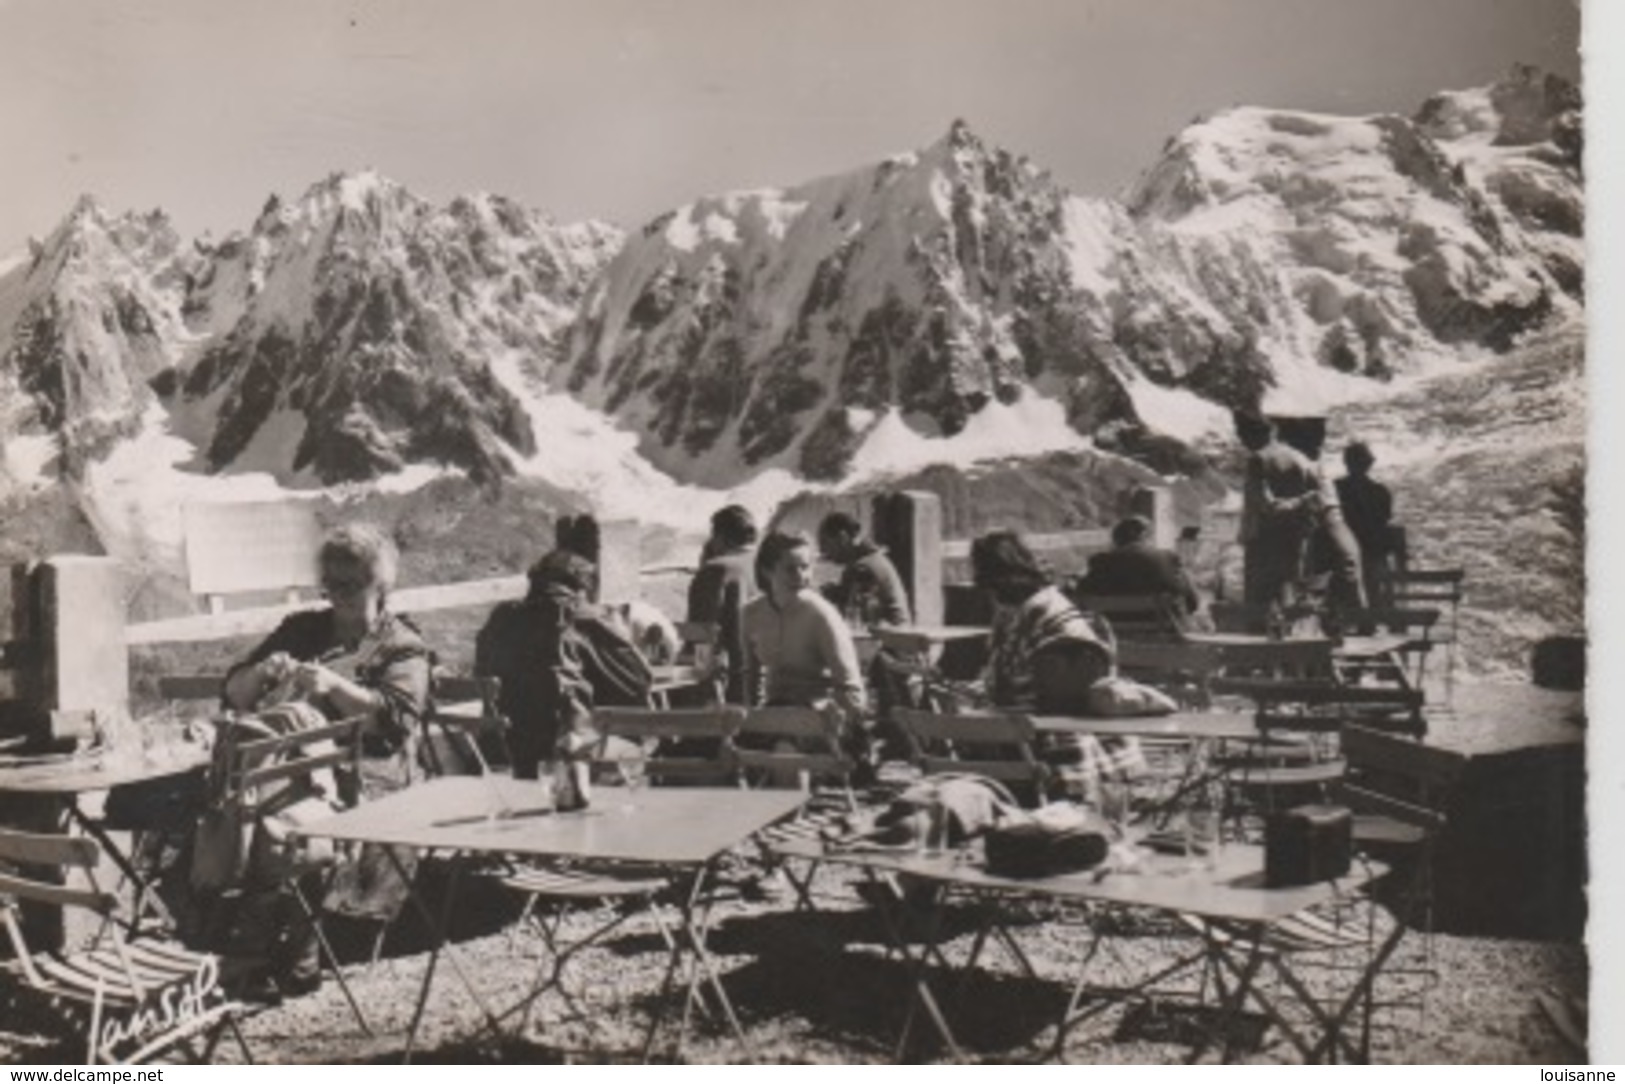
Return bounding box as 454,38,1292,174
971,531,1145,801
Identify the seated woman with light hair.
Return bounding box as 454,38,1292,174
219,522,432,1001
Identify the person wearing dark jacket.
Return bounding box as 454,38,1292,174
686,505,759,704
817,511,912,629
475,551,599,780
1073,515,1201,619
1335,441,1395,607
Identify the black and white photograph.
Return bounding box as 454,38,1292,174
0,0,1605,1066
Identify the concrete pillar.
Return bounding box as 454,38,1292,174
1123,485,1177,551
39,556,124,742
872,491,943,627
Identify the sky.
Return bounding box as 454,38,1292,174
0,0,1584,255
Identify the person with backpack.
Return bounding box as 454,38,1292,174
474,549,653,782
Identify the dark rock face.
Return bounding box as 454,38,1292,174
162,175,620,485
563,123,1149,480
564,67,1580,485
0,201,190,474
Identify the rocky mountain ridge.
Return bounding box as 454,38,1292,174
0,65,1583,504
564,65,1579,484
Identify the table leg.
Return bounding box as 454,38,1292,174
1051,925,1209,1061
1200,922,1321,1062
639,863,748,1062
890,884,966,1064
72,806,176,934
392,851,505,1061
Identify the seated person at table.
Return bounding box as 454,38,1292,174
741,531,868,754
686,504,760,704
971,530,1145,800
219,523,432,1000
475,550,653,781
817,511,912,629
1072,515,1201,623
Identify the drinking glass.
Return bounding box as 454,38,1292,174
617,751,648,813
1098,780,1132,837
1184,808,1222,871
914,804,949,857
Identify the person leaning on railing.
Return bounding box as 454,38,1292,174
219,522,432,1003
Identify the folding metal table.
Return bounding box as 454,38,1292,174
295,777,806,1061
782,837,1387,1063
0,744,210,934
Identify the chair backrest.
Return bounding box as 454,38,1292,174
892,707,1049,794
1341,607,1441,637
0,828,115,918
1382,567,1464,607
1114,640,1221,709
217,712,366,814
1073,593,1185,641
1212,637,1336,681
594,705,742,784
1209,677,1425,736
427,674,506,775
1336,724,1464,833
730,706,855,791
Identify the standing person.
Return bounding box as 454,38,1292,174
1308,450,1370,623
816,511,912,629
1235,411,1321,620
220,523,432,1001
686,505,759,704
1336,441,1396,608
741,531,867,734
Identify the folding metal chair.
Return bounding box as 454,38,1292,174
426,674,510,776
490,706,738,1046
0,826,254,1065
209,712,375,1030
1380,568,1464,702
730,706,862,910
594,704,742,786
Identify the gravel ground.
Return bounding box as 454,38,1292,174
1,850,1581,1066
